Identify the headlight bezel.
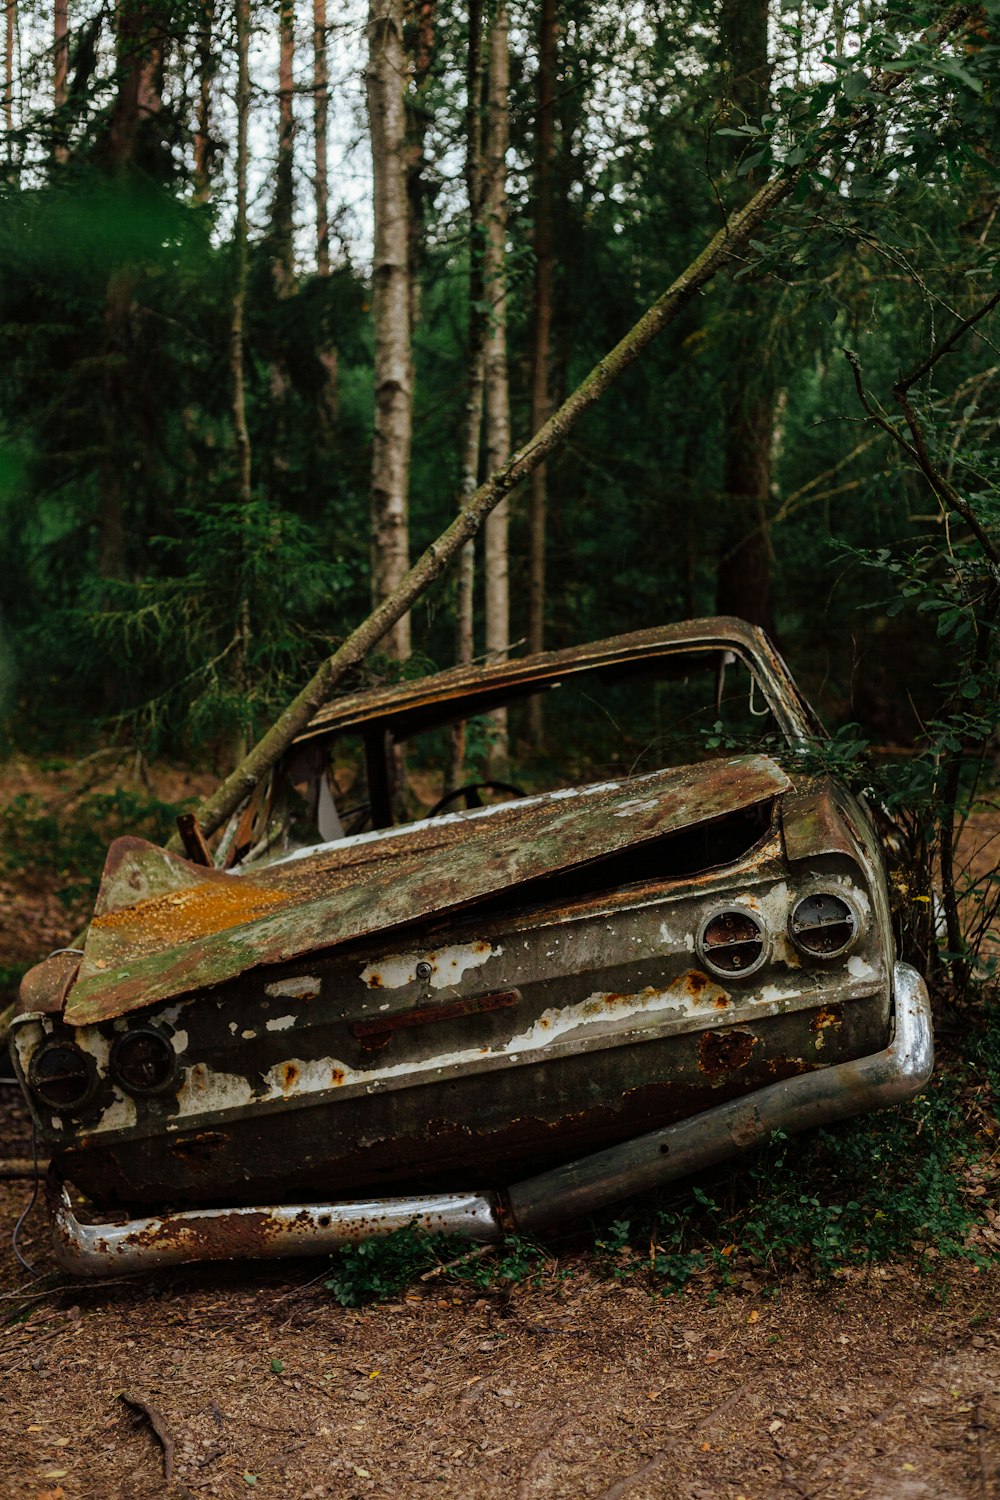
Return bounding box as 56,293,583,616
696,902,770,980
787,885,862,961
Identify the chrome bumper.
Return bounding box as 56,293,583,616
50,962,933,1276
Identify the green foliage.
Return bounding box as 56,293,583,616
324,1226,447,1306
591,1060,993,1291
324,1226,548,1306
0,786,184,908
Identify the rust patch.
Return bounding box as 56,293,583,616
352,990,520,1051
699,1028,757,1075
168,1131,226,1162
811,1006,844,1033
330,1067,345,1086
280,1062,299,1091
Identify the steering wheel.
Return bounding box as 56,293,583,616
428,780,527,817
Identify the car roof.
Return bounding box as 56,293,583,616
295,616,796,744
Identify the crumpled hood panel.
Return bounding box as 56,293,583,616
63,755,792,1026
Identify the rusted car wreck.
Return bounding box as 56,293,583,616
9,618,933,1275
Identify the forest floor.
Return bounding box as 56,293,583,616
1,757,999,1500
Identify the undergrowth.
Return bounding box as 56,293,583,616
324,1011,1000,1307
0,787,184,909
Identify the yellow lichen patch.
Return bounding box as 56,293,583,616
89,879,292,959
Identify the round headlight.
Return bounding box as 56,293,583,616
111,1026,177,1096
698,907,767,977
789,891,858,958
28,1041,97,1112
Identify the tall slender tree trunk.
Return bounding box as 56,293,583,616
53,0,68,112
482,0,510,761
5,0,15,166
447,0,485,783
405,0,434,334
229,0,253,761
312,0,338,430
527,0,556,740
714,0,777,635
193,0,215,198
313,0,329,274
366,0,412,660
274,0,296,293
231,0,252,511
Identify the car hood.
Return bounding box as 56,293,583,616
60,755,792,1026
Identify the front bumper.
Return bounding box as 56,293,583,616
48,962,932,1276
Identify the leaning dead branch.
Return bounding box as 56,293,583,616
169,1,981,850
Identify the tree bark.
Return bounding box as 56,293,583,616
448,0,485,783
483,0,510,763
274,0,296,293
231,0,252,512
5,0,15,161
229,0,253,764
171,1,976,848
313,0,330,274
192,0,215,199
527,0,556,742
366,0,413,660
54,0,68,118
404,0,434,334
714,0,777,636
104,0,165,174
313,0,338,430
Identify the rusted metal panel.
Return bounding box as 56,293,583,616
48,1173,502,1276
296,616,813,743
64,755,791,1027
47,964,932,1274
16,950,81,1018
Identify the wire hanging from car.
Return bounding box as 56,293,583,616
11,1122,41,1275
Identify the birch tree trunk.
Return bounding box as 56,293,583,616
527,0,556,743
482,0,510,763
366,0,412,660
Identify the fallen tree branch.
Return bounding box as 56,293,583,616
120,1392,176,1482
170,1,982,849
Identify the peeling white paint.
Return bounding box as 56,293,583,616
241,1028,257,1040
265,976,322,1000
847,955,877,980
360,941,502,991
179,1063,253,1112
171,1028,189,1054
98,1092,138,1131
265,1015,297,1032
613,797,659,817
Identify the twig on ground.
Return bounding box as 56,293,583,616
120,1391,176,1481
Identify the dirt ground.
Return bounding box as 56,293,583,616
1,1122,999,1500
2,759,999,1499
